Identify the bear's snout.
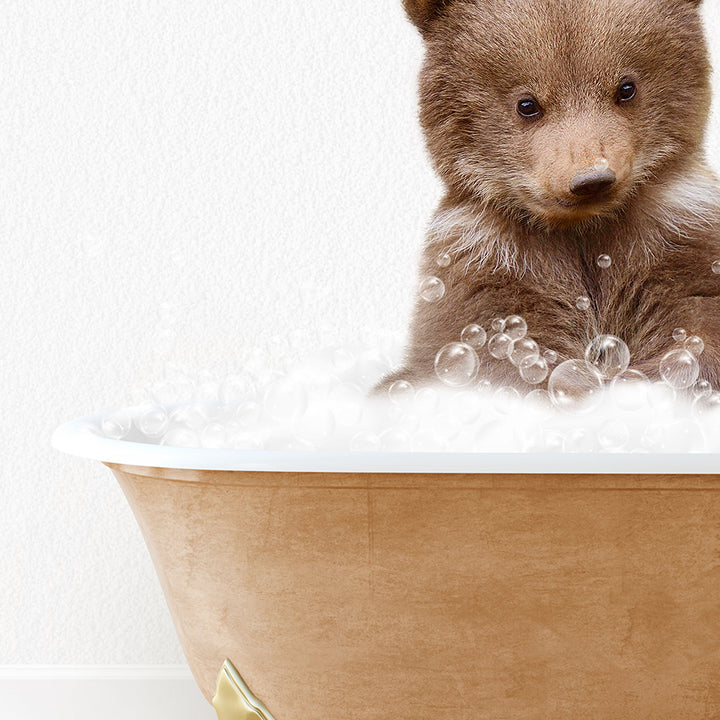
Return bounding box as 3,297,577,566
569,167,617,197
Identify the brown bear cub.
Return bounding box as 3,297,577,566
376,0,720,394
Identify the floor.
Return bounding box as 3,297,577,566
0,674,216,720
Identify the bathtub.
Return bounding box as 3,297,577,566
53,409,720,720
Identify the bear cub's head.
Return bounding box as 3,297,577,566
404,0,711,229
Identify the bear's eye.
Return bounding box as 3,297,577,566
616,80,637,103
517,97,542,119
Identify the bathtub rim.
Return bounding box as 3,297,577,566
52,409,720,474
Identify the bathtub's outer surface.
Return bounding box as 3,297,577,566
106,463,720,720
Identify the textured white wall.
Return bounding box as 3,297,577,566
2,0,720,665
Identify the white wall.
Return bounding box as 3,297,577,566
2,0,720,680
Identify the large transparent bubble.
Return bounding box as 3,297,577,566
488,333,513,360
136,404,170,438
264,377,309,422
388,380,415,406
102,409,132,440
504,315,527,341
461,324,487,350
520,356,549,385
659,349,700,390
611,369,650,411
684,336,705,358
584,335,630,379
434,342,479,387
548,359,604,413
510,337,540,368
419,276,446,302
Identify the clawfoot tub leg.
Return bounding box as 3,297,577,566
212,660,277,720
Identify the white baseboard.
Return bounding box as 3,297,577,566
0,666,217,720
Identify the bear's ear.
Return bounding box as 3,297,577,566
403,0,450,33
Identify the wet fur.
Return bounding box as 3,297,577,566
376,0,720,392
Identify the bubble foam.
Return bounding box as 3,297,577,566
92,337,720,454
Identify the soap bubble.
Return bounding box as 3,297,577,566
201,423,227,449
350,430,381,452
648,381,677,412
220,374,255,405
520,356,549,385
510,337,540,367
161,428,200,448
576,296,591,311
542,431,565,453
693,391,720,416
171,403,209,431
100,324,720,454
419,277,446,302
543,349,558,365
273,436,315,452
149,379,180,405
597,254,612,269
263,377,308,421
684,335,705,357
434,343,479,387
611,369,650,411
641,423,666,451
136,404,170,438
294,406,335,445
235,399,262,428
428,411,463,445
388,380,415,405
101,409,132,440
693,380,713,399
328,383,364,426
584,335,630,379
436,250,452,268
504,315,527,341
380,428,413,451
414,387,440,415
491,318,505,333
461,324,487,350
598,420,630,451
488,333,513,360
664,419,705,452
524,388,552,409
411,429,447,452
228,430,263,450
548,359,604,413
712,260,720,274
453,390,485,423
492,386,522,414
672,328,687,343
659,348,700,389
564,428,596,453
129,385,153,406
356,348,393,387
521,425,548,451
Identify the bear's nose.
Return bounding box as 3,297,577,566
569,168,617,197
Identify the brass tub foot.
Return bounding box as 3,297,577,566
212,660,277,720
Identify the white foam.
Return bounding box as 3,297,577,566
91,340,720,454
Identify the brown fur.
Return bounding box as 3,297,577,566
376,0,720,393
